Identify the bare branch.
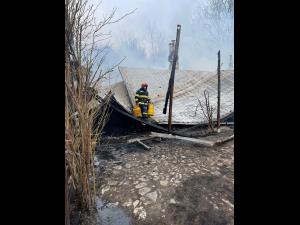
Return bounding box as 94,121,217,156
65,0,132,212
195,90,216,132
91,56,126,89
108,8,138,24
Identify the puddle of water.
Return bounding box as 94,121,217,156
95,196,132,225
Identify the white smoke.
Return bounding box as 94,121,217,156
90,0,234,84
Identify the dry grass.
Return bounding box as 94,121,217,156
65,2,135,224
65,0,112,212
65,66,111,208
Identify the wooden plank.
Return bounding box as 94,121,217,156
150,132,215,147
215,135,234,145
137,140,151,150
127,136,155,144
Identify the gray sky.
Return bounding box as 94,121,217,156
90,0,234,83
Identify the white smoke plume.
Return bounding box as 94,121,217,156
90,0,234,84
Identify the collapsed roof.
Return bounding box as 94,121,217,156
101,66,234,125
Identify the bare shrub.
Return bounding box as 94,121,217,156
65,0,135,216
195,90,216,132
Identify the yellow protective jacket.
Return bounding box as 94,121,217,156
135,88,150,105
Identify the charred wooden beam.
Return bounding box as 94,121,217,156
150,132,215,147
163,25,181,133
217,50,221,133
215,135,234,145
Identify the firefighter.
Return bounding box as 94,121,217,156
135,83,151,119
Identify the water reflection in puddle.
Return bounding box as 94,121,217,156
95,196,132,225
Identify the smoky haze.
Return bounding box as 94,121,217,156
91,0,234,84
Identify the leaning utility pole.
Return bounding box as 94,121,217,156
217,50,221,133
163,25,181,133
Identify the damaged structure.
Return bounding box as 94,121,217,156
99,66,234,126
97,28,233,128
89,27,234,224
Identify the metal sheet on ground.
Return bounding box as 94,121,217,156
118,67,234,125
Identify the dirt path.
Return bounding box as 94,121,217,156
88,128,234,225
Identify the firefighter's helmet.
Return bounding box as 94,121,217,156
141,83,148,88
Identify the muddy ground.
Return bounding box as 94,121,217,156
72,126,234,225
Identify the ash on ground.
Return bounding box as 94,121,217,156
74,126,234,225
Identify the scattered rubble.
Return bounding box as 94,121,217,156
133,200,139,208
145,191,158,202
90,127,234,224
74,126,233,225
138,187,151,196
160,180,168,187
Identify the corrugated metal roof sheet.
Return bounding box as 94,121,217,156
103,66,234,125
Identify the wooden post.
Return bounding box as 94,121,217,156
168,25,181,133
217,50,221,133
